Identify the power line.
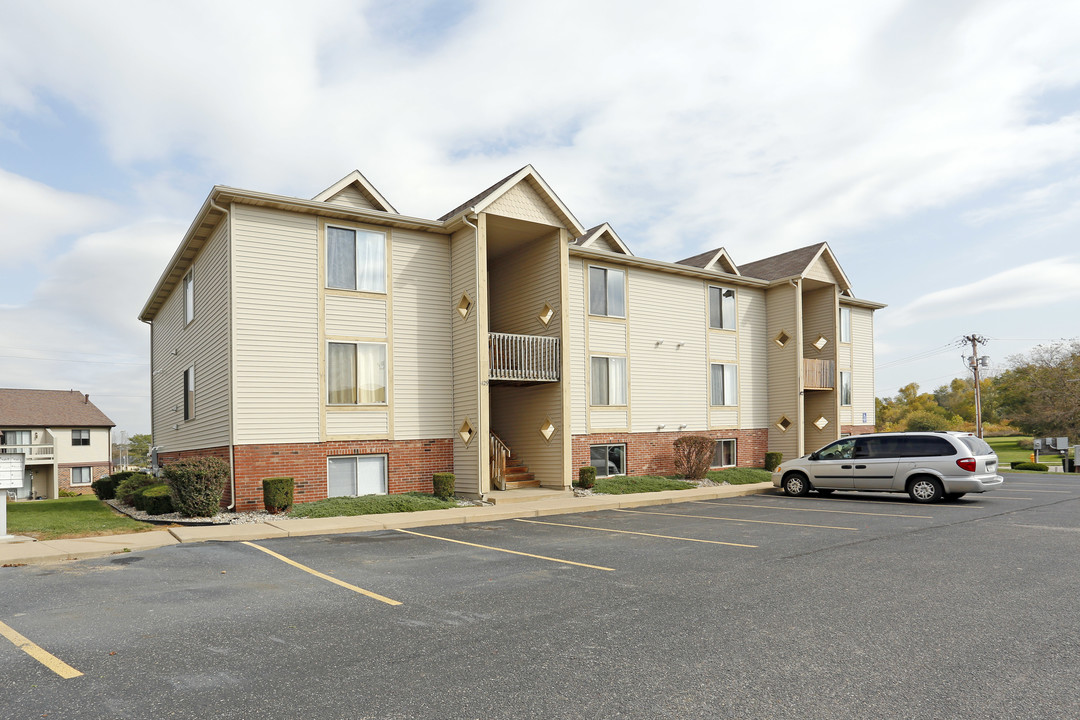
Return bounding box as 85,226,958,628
876,343,958,369
0,354,148,366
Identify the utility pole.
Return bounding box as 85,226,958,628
963,334,989,438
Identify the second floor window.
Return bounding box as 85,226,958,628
328,342,387,405
72,429,90,446
839,307,851,343
840,370,852,406
590,356,627,406
183,366,195,420
327,226,386,293
710,363,739,406
709,286,736,330
183,269,194,324
589,266,625,317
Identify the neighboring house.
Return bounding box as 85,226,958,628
140,166,884,511
0,389,115,499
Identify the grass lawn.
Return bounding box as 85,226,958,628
592,475,696,494
5,495,154,541
704,467,772,484
985,436,1034,466
287,492,458,519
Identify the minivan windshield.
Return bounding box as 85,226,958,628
958,436,994,456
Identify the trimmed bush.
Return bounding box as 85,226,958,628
91,475,120,501
674,436,714,480
136,484,174,515
163,457,230,518
58,488,81,498
764,452,783,472
115,474,160,506
1012,461,1049,472
577,466,596,489
262,477,294,513
432,473,455,500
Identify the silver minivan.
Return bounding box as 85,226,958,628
771,432,1004,502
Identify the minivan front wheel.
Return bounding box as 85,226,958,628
783,473,811,497
908,477,944,503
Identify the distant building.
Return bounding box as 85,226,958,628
0,389,115,499
141,166,883,510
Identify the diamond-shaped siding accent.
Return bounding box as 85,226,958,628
775,330,790,348
457,293,473,320
539,417,555,442
813,335,828,350
813,415,829,430
458,418,475,445
538,302,554,326
776,415,792,432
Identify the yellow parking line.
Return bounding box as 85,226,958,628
0,620,82,679
693,500,931,519
616,508,858,531
515,518,757,547
396,529,614,571
241,542,401,606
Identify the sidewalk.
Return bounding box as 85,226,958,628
0,482,776,566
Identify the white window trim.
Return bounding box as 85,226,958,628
588,265,626,319
325,223,388,294
326,454,388,497
590,355,628,407
711,439,737,468
840,370,852,406
710,363,739,407
708,285,737,330
70,466,92,485
183,269,194,325
590,444,627,477
839,307,851,343
327,341,389,406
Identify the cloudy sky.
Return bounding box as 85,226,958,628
2,0,1079,435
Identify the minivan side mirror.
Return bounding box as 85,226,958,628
808,451,820,461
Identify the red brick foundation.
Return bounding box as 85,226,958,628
841,425,877,436
58,463,112,494
159,439,453,511
572,429,769,476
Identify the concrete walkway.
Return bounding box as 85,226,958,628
0,482,775,566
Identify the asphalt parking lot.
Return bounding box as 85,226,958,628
3,473,1079,719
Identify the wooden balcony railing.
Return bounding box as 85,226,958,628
489,332,560,383
803,358,835,390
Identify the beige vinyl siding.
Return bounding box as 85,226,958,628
53,428,111,465
628,269,707,433
487,230,565,488
326,410,389,436
324,185,378,211
766,283,800,461
710,407,738,428
324,295,387,337
568,259,588,434
590,408,629,429
150,217,231,452
232,205,320,444
587,235,621,253
804,256,840,284
801,286,838,443
837,311,855,426
589,319,627,355
391,229,453,440
804,391,836,446
850,307,876,426
708,331,737,361
450,225,485,494
484,180,562,226
738,288,769,429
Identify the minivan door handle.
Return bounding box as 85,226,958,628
855,465,867,469
841,465,852,469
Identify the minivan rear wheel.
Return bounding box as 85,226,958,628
909,477,944,503
783,473,811,497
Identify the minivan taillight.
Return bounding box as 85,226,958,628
956,457,977,472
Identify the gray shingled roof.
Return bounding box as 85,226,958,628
738,242,827,282
572,224,606,245
676,247,723,268
437,167,526,222
0,389,115,427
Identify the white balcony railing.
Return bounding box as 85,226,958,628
489,332,560,383
0,444,55,462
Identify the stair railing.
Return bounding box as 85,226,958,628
490,432,510,491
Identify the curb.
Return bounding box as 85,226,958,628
0,482,776,566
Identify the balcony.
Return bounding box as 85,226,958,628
0,444,55,463
489,332,560,384
803,358,835,390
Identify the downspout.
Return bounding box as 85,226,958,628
209,198,237,510
460,210,487,500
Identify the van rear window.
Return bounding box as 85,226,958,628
958,436,993,456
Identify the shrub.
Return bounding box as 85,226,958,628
904,411,952,432
136,484,174,515
432,473,455,500
163,457,230,518
115,474,160,506
764,452,783,472
262,477,294,513
1012,462,1049,472
91,476,120,501
673,436,714,480
58,488,81,498
577,466,596,489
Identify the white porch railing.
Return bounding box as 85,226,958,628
0,444,55,462
489,332,560,382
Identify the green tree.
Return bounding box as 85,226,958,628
127,433,152,466
996,339,1080,439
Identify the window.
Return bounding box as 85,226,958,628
183,366,195,420
328,342,387,405
588,266,625,317
1,430,31,452
839,307,851,343
72,430,90,446
590,444,626,477
713,439,736,468
327,225,386,293
590,356,627,405
840,370,852,406
710,363,738,406
70,466,91,485
183,269,194,324
708,286,736,330
327,455,387,497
